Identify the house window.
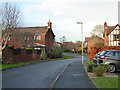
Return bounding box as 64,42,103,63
36,36,39,40
38,35,41,40
34,35,41,41
24,37,29,41
114,34,120,41
34,35,36,41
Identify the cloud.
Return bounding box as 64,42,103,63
22,0,118,42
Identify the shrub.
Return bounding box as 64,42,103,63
41,49,47,60
93,65,105,77
84,60,93,64
100,64,110,72
87,63,97,72
64,48,72,52
47,45,63,59
46,51,52,59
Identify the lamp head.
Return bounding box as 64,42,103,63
77,22,83,24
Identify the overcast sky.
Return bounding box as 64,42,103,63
1,0,119,42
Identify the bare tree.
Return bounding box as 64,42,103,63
60,36,67,43
90,25,104,38
1,2,22,50
2,2,22,30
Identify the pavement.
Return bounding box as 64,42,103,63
2,53,96,89
54,61,96,88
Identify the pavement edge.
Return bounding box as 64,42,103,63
83,64,98,89
49,64,70,90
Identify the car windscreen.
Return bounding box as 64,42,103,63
100,51,108,56
98,51,102,55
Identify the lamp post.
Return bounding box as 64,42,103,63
77,22,84,64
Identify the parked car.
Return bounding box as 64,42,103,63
102,50,120,72
93,51,103,64
97,50,111,64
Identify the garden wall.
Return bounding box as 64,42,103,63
2,48,42,63
90,46,120,60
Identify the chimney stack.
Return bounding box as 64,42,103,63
48,20,52,29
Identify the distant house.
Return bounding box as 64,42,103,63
104,21,120,46
83,37,91,53
3,20,55,51
55,42,61,47
84,36,104,54
61,41,75,51
84,37,91,48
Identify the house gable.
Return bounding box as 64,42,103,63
104,22,120,46
87,36,104,53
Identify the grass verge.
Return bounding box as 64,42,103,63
1,55,73,70
92,77,118,88
84,60,94,64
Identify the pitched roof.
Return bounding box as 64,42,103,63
87,35,104,42
106,24,120,35
3,26,49,36
63,41,73,44
15,26,48,35
85,37,91,42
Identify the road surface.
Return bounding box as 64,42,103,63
2,53,95,89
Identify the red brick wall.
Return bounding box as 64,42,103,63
45,29,55,51
2,48,41,63
90,46,120,60
87,37,104,54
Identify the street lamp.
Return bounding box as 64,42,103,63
77,22,84,64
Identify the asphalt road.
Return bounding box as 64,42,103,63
2,53,95,88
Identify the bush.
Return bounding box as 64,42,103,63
47,45,63,59
64,48,72,52
84,60,93,64
46,51,52,59
41,49,47,60
99,64,110,72
93,65,105,77
87,63,97,72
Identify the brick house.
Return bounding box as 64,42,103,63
3,20,55,51
84,36,104,54
83,37,91,53
104,21,120,46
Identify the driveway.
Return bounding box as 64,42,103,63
2,53,95,88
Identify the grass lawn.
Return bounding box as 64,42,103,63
84,60,94,64
1,55,73,70
92,77,118,88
